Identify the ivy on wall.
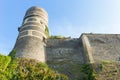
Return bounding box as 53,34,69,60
45,26,49,37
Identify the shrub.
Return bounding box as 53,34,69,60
0,54,11,71
0,55,68,80
8,49,16,59
81,64,96,80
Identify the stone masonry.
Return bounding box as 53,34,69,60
12,6,120,79
13,6,48,62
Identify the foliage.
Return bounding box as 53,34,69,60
45,26,49,37
9,49,16,59
49,35,67,39
81,64,96,80
0,58,19,79
0,54,68,80
0,54,11,71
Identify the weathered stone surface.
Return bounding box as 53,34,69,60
14,36,46,62
46,38,86,80
46,38,85,63
14,6,48,62
86,34,120,62
12,6,120,80
81,35,94,64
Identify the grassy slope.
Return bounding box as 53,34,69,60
0,54,68,80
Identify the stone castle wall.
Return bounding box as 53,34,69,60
86,34,120,62
14,6,48,62
12,6,120,79
45,38,86,80
46,38,85,63
14,36,46,61
44,34,120,79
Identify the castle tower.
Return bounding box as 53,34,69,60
13,6,48,62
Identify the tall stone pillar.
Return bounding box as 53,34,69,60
13,6,48,62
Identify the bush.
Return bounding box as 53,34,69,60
0,54,11,71
9,49,16,59
49,35,67,39
81,64,96,80
0,55,68,80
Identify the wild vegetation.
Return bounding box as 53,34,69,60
0,54,68,80
45,26,70,39
81,64,96,80
1,51,119,80
94,61,120,80
49,35,67,39
45,26,49,37
0,53,97,80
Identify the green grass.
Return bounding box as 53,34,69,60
49,35,67,39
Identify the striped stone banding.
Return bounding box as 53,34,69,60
18,35,42,40
26,8,48,16
18,30,46,40
24,15,48,24
25,11,48,18
20,30,46,37
24,14,48,22
23,18,48,27
20,24,45,32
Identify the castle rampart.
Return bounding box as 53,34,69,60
12,6,120,79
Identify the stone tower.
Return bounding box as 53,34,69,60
13,6,48,62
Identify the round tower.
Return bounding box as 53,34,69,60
13,6,48,62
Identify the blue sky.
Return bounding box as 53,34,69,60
0,0,120,55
